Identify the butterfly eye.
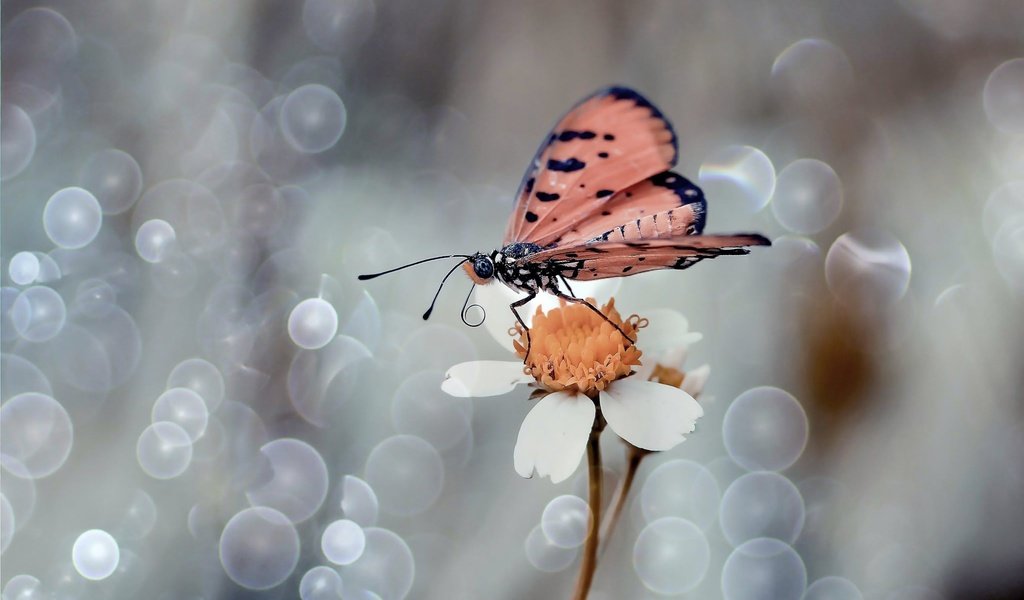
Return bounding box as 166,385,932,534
473,257,494,279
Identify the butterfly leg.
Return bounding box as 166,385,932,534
558,274,576,297
550,288,637,346
510,292,537,362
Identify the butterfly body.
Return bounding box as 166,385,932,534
465,244,550,293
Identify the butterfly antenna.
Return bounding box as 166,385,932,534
461,284,485,327
422,259,470,320
358,254,473,281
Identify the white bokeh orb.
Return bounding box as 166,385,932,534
219,507,300,590
640,459,721,530
721,538,807,600
771,159,843,234
524,524,577,573
300,565,344,600
10,286,66,342
342,527,414,600
340,475,379,527
321,519,366,565
719,472,806,546
78,149,143,215
1,104,36,180
72,529,120,581
151,387,209,441
364,435,444,516
699,145,776,212
540,495,591,549
723,387,808,472
0,392,73,478
280,84,347,153
246,438,329,523
983,58,1024,134
167,357,225,412
9,252,40,286
288,298,339,350
136,421,193,479
825,229,912,309
134,219,177,263
43,187,102,249
633,517,710,595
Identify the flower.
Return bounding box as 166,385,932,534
442,297,708,483
514,299,643,394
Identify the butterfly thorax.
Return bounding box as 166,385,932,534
492,242,556,293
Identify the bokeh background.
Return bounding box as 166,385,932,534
2,0,1024,598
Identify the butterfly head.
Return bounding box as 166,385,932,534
463,252,496,285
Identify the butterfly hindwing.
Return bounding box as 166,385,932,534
522,234,770,281
546,171,707,247
504,87,678,246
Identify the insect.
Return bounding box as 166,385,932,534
360,86,769,357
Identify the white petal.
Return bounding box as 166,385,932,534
442,361,532,397
681,364,711,398
632,361,655,381
600,378,704,452
513,391,595,483
641,309,702,355
659,345,689,371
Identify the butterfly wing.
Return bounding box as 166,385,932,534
504,87,678,246
546,171,707,247
521,234,771,281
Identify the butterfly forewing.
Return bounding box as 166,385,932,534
521,234,770,281
504,87,678,246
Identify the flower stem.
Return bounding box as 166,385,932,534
599,442,649,556
571,422,604,600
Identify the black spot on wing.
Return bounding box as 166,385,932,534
598,152,609,158
525,211,538,222
595,189,614,198
536,191,560,202
524,177,535,193
557,130,597,141
603,133,615,141
547,158,587,172
622,266,633,273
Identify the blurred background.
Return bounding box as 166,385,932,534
2,0,1023,598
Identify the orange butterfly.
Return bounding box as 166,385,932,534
361,87,769,351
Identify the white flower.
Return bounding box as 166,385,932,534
442,292,708,483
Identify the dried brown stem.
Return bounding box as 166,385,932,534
571,421,604,600
598,442,649,555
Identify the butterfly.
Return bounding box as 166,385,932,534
360,86,769,355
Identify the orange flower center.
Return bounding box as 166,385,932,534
513,298,645,395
